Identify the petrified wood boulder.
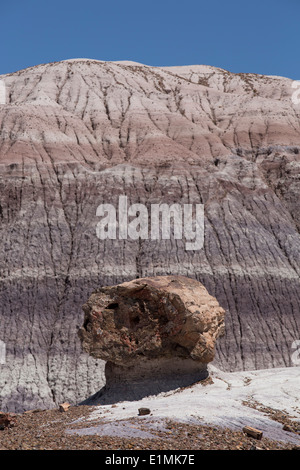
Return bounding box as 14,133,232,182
79,275,225,403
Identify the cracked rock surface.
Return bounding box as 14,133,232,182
79,275,225,364
0,59,299,412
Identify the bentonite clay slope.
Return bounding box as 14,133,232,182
1,59,300,167
0,59,299,412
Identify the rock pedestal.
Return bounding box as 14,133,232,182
82,358,209,404
79,275,225,403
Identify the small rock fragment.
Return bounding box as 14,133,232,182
59,402,71,412
242,426,263,440
138,408,151,416
0,412,17,429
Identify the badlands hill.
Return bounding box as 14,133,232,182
0,59,299,412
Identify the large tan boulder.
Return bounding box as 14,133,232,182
78,275,225,403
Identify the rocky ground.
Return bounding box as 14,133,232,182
0,405,298,451
1,365,299,451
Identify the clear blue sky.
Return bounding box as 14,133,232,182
1,0,300,79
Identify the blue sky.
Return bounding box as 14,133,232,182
1,0,300,79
